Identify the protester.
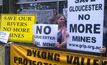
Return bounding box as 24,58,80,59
55,14,68,48
100,20,107,56
100,33,107,56
45,16,56,24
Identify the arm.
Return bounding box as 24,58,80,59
59,30,69,48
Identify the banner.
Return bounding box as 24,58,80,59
0,14,36,43
33,24,58,47
10,44,107,65
0,45,5,65
67,0,104,53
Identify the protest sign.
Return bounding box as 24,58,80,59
67,0,104,53
1,14,36,43
33,24,58,47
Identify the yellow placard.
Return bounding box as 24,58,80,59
0,14,36,43
10,44,107,65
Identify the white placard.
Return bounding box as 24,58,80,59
0,31,10,43
67,0,104,53
33,24,58,47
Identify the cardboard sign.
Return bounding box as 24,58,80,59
0,14,36,43
67,0,104,53
33,24,58,47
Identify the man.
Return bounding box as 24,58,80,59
100,33,107,56
100,21,107,56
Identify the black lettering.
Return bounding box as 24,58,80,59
10,33,24,38
14,57,18,63
44,63,48,65
78,14,90,20
99,4,102,10
75,0,90,3
91,37,96,43
73,57,79,65
86,36,90,43
93,59,99,65
23,58,28,65
18,17,32,21
75,0,79,3
35,41,40,46
69,4,102,12
85,14,90,20
78,24,85,33
91,0,95,2
69,6,74,12
69,24,100,34
42,52,46,59
72,36,80,41
32,61,36,65
44,26,51,34
78,14,84,20
37,51,41,58
13,28,30,32
78,0,96,3
86,24,92,33
7,22,27,26
80,36,86,42
72,36,96,43
43,42,55,47
14,57,22,64
27,49,32,56
4,16,16,20
48,53,53,60
94,24,100,34
102,61,107,65
3,27,11,31
80,0,86,3
36,26,42,34
66,56,73,64
70,24,77,33
32,50,37,57
28,17,32,21
18,58,23,64
37,61,42,65
54,54,60,62
87,59,90,65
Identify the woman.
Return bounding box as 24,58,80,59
55,14,68,48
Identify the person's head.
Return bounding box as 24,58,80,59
53,9,57,16
47,16,55,24
55,14,66,26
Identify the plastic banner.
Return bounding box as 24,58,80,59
10,44,107,65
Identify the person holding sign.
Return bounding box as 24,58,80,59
55,14,68,48
100,21,107,56
100,33,107,56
